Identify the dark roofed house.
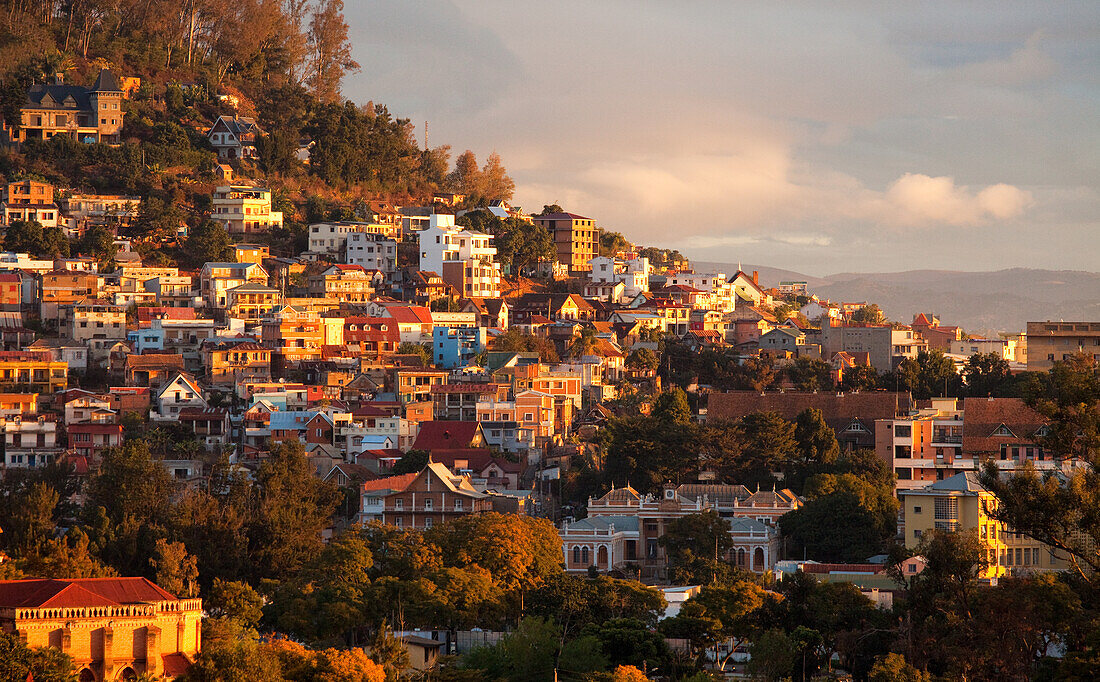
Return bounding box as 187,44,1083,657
207,115,262,160
708,390,910,449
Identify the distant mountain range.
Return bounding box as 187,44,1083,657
694,263,1100,334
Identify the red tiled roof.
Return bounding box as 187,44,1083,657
536,211,593,221
961,397,1048,456
361,473,417,493
0,577,178,608
137,307,196,323
386,306,433,324
801,563,884,575
161,653,193,677
430,383,503,394
431,449,523,474
412,421,482,450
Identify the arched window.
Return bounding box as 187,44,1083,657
737,548,746,566
573,547,580,565
582,547,589,565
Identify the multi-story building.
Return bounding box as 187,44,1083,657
57,192,141,236
343,317,401,355
309,221,401,255
432,326,487,369
226,282,282,323
64,298,126,346
393,368,450,405
0,577,202,680
199,262,268,309
534,212,598,273
0,351,68,393
0,415,60,470
382,462,493,530
3,69,125,146
261,305,324,370
431,383,508,421
346,232,398,273
68,422,124,460
900,472,1070,579
418,215,502,298
308,264,375,303
1026,321,1100,371
39,270,100,320
211,185,283,235
820,321,928,371
151,373,207,422
3,179,59,227
950,337,1016,361
202,341,272,386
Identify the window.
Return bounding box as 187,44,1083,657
913,506,922,514
454,499,463,511
423,498,433,511
424,517,433,528
394,499,404,511
934,497,958,520
573,547,580,564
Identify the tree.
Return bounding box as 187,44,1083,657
784,357,835,391
896,349,961,400
794,408,840,471
841,364,881,392
306,0,359,103
658,511,734,584
0,631,74,682
185,220,234,266
447,150,482,196
602,415,700,494
77,225,117,265
491,329,559,363
391,449,430,475
150,538,199,598
582,618,669,672
626,348,659,372
748,629,797,682
653,386,692,425
249,440,343,580
463,617,607,681
780,491,890,563
396,342,433,366
3,219,43,253
962,352,1012,397
738,412,798,484
493,216,553,273
869,653,930,682
479,151,515,201
206,579,264,629
5,481,58,555
850,304,886,324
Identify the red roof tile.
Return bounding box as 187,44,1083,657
0,577,178,608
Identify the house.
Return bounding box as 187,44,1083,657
343,317,401,355
381,462,493,530
533,212,598,273
261,306,325,370
431,383,508,421
151,373,207,421
207,115,262,160
417,215,502,298
234,243,270,265
0,415,60,470
199,262,268,309
4,69,126,146
412,420,487,451
393,368,449,405
462,297,509,329
3,179,59,227
39,269,99,320
728,270,772,308
124,353,186,387
430,450,523,489
309,221,401,255
0,577,202,680
511,293,595,324
179,408,232,450
226,282,281,322
68,422,124,459
345,232,398,273
64,394,116,424
57,192,141,236
911,313,962,352
820,321,928,371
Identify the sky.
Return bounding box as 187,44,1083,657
342,1,1100,276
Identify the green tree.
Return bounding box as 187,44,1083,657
185,220,235,266
896,349,961,400
738,411,798,485
780,490,891,563
850,304,886,324
868,653,930,682
491,329,560,363
3,219,43,253
794,408,840,472
962,352,1012,397
391,449,430,475
626,348,659,372
5,481,59,555
463,616,607,681
150,538,199,598
747,628,797,682
841,364,881,392
206,579,265,629
658,511,734,585
0,630,74,682
581,618,669,672
493,216,553,273
249,440,343,580
784,357,835,391
77,225,117,266
396,342,432,366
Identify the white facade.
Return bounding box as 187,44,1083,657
346,232,398,273
417,216,497,274
211,186,283,235
309,222,399,255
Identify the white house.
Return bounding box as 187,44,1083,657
207,115,261,160
346,232,398,273
151,373,207,422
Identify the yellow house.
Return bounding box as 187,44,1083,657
900,471,1069,580
0,577,202,680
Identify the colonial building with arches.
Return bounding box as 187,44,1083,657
0,577,201,680
561,483,799,579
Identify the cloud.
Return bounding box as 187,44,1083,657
874,173,1033,226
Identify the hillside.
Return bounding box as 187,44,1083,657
697,263,1100,333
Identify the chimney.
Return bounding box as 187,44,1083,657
752,270,759,285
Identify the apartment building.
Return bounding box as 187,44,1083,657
261,306,324,369
308,264,375,303
0,351,67,393
820,321,928,371
346,232,398,273
418,215,502,298
393,368,450,405
1026,321,1100,371
0,415,60,470
202,341,273,386
432,326,488,369
3,179,58,227
234,243,270,265
199,262,268,309
431,383,508,421
39,270,100,320
534,212,598,273
900,472,1070,579
226,282,281,322
211,185,283,234
57,192,141,236
309,221,401,255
